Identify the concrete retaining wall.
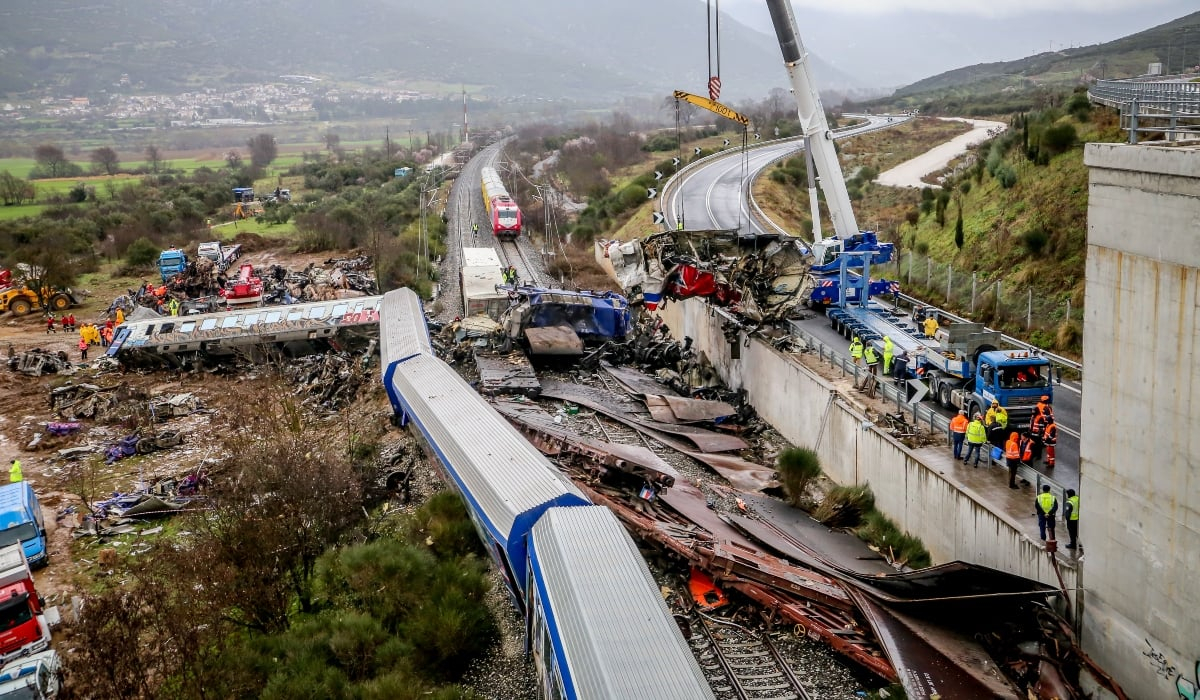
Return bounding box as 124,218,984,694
655,298,1076,591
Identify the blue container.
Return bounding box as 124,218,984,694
990,446,1003,463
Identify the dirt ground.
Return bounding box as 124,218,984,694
0,243,364,605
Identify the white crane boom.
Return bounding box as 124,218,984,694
764,0,860,243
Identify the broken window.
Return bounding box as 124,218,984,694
243,313,260,327
286,310,303,322
331,303,348,319
307,305,328,319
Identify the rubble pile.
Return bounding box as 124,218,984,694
76,466,212,537
8,349,75,377
283,350,373,410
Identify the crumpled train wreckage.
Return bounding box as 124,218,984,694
595,229,896,323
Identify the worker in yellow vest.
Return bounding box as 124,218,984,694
1064,489,1079,550
882,336,894,376
963,414,988,467
1036,485,1058,541
849,337,863,366
9,459,22,483
864,344,879,375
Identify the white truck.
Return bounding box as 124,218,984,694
196,242,242,274
0,650,60,699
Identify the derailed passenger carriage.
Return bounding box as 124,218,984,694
379,288,714,699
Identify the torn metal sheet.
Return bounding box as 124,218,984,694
475,352,541,397
642,394,681,424
492,399,676,489
524,325,584,356
679,450,779,493
601,363,681,398
655,395,736,423
540,380,747,453
848,589,1019,700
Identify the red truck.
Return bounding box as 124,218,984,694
0,545,50,664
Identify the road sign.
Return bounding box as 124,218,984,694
647,187,657,199
693,147,702,155
754,133,761,140
672,157,681,166
722,138,730,147
708,75,721,101
654,170,663,180
652,211,666,225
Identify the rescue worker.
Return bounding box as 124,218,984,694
882,336,894,376
78,337,88,361
864,343,879,375
1018,431,1034,467
8,459,21,483
1063,489,1079,550
949,409,968,460
66,313,75,331
115,308,125,326
1036,485,1058,542
167,297,181,316
1029,410,1048,462
1042,418,1058,468
101,325,113,347
922,314,939,339
45,315,57,334
1004,432,1021,489
849,336,864,366
963,413,988,467
472,223,479,234
1034,395,1052,420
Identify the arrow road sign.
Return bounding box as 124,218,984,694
647,187,657,199
693,147,702,155
672,157,681,166
754,133,761,140
652,211,665,225
722,138,730,146
654,170,663,180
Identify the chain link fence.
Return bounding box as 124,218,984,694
884,250,1083,354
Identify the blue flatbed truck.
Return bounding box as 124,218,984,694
825,252,1051,424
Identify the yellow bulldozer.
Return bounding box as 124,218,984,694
0,286,79,316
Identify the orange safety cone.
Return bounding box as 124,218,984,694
688,567,728,611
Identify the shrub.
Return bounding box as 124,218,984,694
915,241,930,256
776,447,822,506
994,163,1018,189
814,484,875,528
124,236,160,268
959,181,971,195
1021,227,1049,255
856,511,931,568
1042,123,1077,154
904,208,920,226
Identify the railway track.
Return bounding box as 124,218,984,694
497,238,539,287
680,608,812,700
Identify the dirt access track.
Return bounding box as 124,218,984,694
0,245,366,604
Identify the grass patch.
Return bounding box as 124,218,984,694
0,204,48,221
814,484,931,569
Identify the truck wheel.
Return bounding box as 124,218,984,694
9,298,31,316
967,400,981,421
49,293,71,311
938,383,952,409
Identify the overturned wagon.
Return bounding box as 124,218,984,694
106,296,383,369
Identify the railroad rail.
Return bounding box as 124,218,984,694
497,239,538,287
680,609,812,700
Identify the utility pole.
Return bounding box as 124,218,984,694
463,85,469,144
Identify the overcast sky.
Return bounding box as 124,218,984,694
714,0,1199,87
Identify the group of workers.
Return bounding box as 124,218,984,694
951,397,1057,481
501,265,520,286
849,335,896,376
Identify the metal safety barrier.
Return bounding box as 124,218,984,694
1089,77,1200,144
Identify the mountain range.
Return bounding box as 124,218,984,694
0,0,859,100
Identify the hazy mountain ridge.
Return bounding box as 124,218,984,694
894,10,1200,98
0,0,860,100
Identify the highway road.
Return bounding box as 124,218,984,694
664,115,1081,490
664,114,907,235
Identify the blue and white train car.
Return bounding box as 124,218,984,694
380,289,590,601
527,506,715,700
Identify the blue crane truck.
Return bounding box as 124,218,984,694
825,251,1051,424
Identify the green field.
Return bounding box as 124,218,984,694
0,204,48,221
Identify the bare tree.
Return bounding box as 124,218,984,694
34,143,69,178
225,150,243,169
90,146,120,175
0,171,34,205
144,144,162,173
246,133,278,168
323,131,341,152
7,231,82,310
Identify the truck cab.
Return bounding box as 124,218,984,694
0,650,60,699
158,248,188,283
969,351,1052,425
0,546,50,664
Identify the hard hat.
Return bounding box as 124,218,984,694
1041,395,1049,401
991,400,999,407
958,410,966,415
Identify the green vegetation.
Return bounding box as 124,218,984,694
66,404,493,699
814,484,931,569
776,447,823,507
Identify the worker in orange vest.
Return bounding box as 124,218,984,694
1042,419,1058,468
1004,432,1022,490
949,410,969,460
1029,410,1049,463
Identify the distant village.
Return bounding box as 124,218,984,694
0,76,445,127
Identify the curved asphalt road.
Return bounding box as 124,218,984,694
665,115,1081,490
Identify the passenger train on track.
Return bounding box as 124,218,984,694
480,166,523,241
380,288,713,700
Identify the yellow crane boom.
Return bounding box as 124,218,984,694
672,90,750,126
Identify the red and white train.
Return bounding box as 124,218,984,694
480,166,522,241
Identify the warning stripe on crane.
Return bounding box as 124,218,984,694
708,76,722,101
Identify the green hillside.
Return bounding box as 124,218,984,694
871,11,1200,114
